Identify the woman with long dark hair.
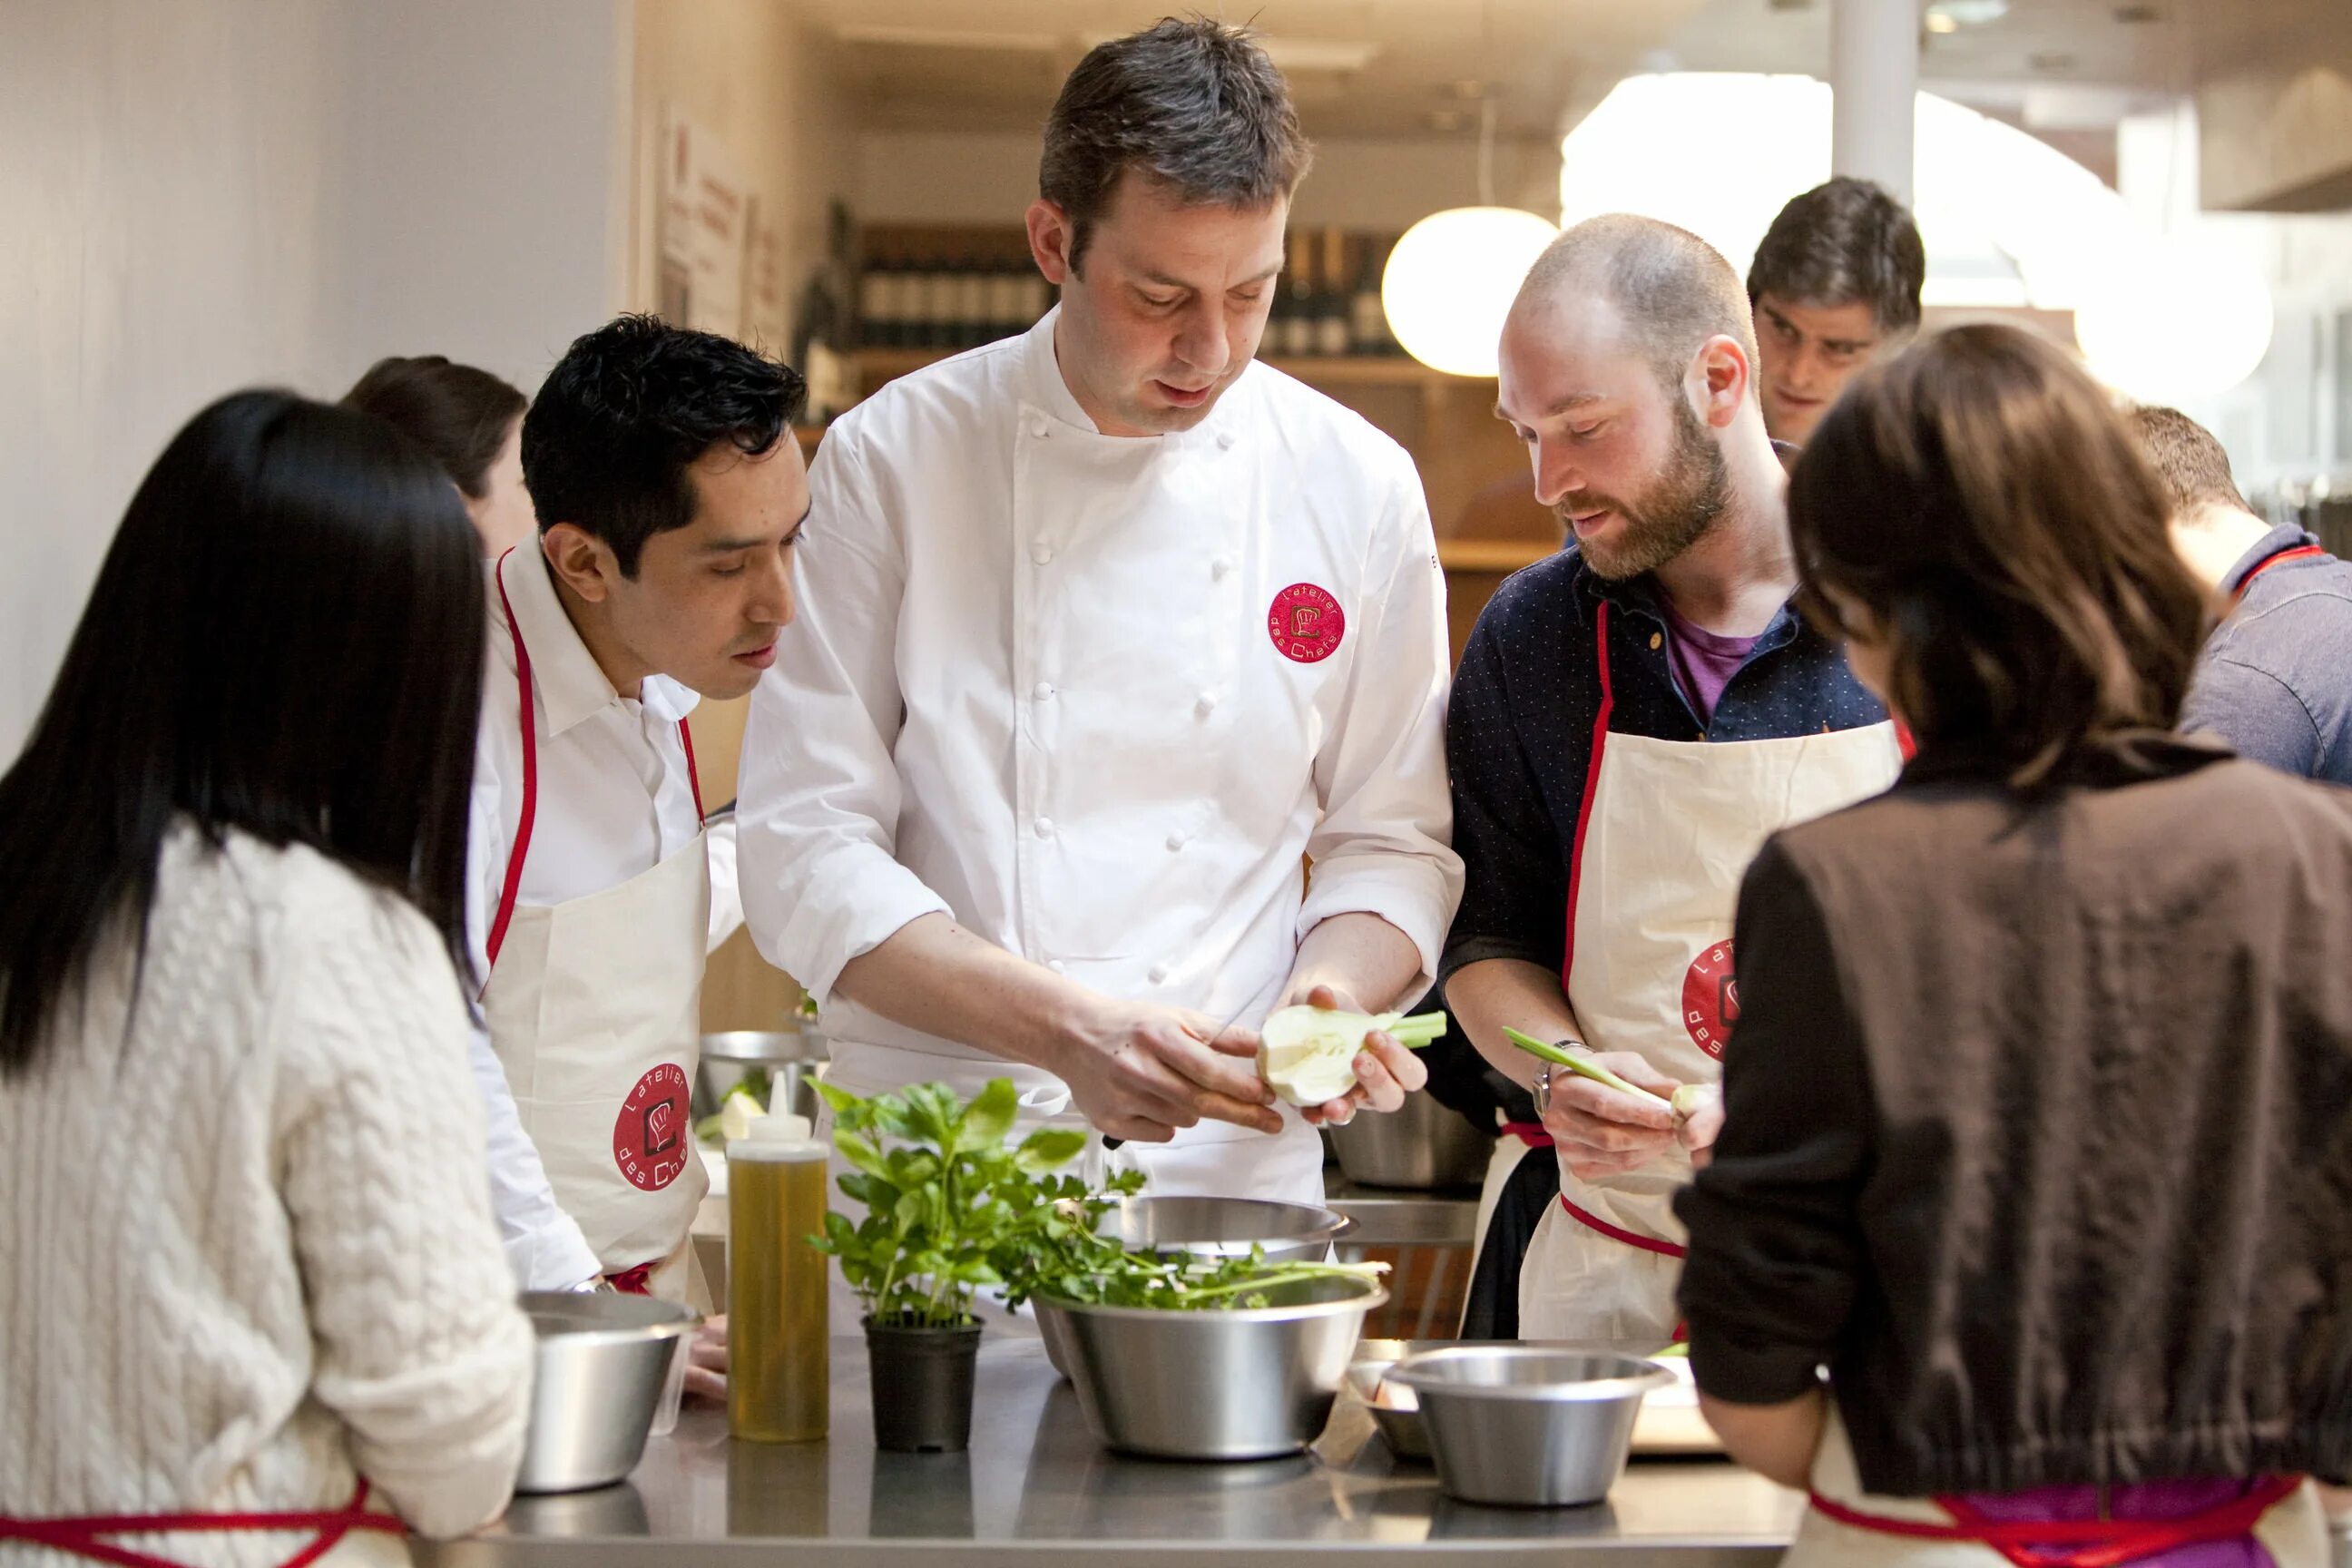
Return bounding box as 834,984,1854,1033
0,392,534,1564
342,354,534,556
1674,324,2352,1568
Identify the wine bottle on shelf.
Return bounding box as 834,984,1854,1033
1316,230,1351,358
989,254,1027,343
1352,235,1395,357
956,253,990,350
1278,230,1315,358
857,250,892,351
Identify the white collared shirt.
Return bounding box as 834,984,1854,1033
739,309,1463,1070
462,546,741,1291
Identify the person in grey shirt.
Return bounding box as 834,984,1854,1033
2129,405,2352,786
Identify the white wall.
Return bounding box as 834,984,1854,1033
0,0,626,757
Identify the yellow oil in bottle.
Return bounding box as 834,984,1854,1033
728,1117,829,1442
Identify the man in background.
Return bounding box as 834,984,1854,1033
1746,177,1925,445
2130,405,2352,784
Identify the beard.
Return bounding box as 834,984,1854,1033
1563,394,1730,582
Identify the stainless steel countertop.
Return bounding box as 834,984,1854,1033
420,1332,1802,1566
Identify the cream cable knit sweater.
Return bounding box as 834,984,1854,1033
0,825,534,1565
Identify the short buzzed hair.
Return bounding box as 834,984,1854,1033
1517,214,1759,391
1749,177,1925,337
2125,405,2249,514
1040,18,1311,274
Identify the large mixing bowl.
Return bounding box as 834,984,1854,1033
1035,1274,1386,1460
695,1030,819,1122
1387,1348,1671,1507
1327,1092,1493,1189
516,1291,698,1494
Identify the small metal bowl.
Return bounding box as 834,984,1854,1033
1388,1348,1671,1507
1036,1274,1387,1460
1099,1195,1355,1262
516,1291,698,1494
1344,1345,1432,1460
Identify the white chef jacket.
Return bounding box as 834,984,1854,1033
738,309,1462,1086
463,545,744,1291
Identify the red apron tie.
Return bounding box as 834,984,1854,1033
1501,1121,1554,1148
1807,1474,2304,1568
0,1478,401,1568
485,549,707,971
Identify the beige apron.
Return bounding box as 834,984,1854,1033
480,552,711,1300
1788,1407,2326,1568
1519,599,1900,1339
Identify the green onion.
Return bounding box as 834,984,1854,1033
1502,1026,1673,1109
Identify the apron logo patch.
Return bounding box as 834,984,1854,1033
1268,583,1346,664
1681,942,1740,1060
613,1063,691,1191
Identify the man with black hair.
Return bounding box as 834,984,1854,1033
467,316,808,1386
2129,405,2352,784
1747,177,1925,445
740,18,1461,1207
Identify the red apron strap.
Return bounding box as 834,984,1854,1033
679,720,706,824
2234,544,2325,605
1562,601,1616,985
1894,719,1918,762
605,1261,656,1296
1501,1121,1554,1148
1557,1190,1687,1259
0,1479,402,1568
485,551,541,973
1808,1475,2304,1568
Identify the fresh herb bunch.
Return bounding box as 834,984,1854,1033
811,1077,1091,1328
993,1172,1387,1312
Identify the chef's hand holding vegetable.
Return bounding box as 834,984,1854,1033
1058,992,1283,1143
1505,1028,1723,1181
1259,985,1434,1127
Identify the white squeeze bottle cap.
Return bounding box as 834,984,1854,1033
730,1112,825,1160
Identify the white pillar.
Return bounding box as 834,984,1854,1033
1829,0,1918,205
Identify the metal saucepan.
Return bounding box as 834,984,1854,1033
515,1291,698,1494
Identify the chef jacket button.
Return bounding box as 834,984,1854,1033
1027,416,1051,439
1148,964,1171,985
1031,542,1054,566
1034,816,1055,838
1216,431,1236,450
1165,831,1186,852
1210,555,1235,580
1046,959,1067,975
1195,691,1219,717
1033,681,1055,701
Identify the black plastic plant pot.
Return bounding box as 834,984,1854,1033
864,1315,983,1454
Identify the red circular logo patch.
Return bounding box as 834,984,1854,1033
1682,941,1740,1060
1268,583,1346,663
612,1063,691,1191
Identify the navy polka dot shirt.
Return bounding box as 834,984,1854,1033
1438,546,1888,988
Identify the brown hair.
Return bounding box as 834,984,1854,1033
2125,404,2249,514
1039,17,1311,273
1518,214,1760,392
1788,324,2208,788
1748,176,1926,337
341,355,526,500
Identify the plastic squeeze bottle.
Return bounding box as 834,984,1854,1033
728,1112,829,1441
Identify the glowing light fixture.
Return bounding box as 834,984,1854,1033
1381,206,1559,377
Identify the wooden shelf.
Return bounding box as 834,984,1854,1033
1437,539,1554,573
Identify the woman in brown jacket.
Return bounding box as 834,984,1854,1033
1674,323,2352,1568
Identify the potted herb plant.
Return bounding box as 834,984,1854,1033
811,1077,1089,1452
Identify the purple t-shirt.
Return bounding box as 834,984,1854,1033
1658,597,1760,729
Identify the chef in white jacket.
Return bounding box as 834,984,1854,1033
739,18,1462,1202
463,318,809,1400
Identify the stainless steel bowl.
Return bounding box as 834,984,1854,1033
1326,1092,1493,1190
1036,1274,1387,1459
695,1030,819,1122
1344,1340,1432,1460
516,1291,698,1494
1387,1348,1671,1507
1099,1195,1356,1262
